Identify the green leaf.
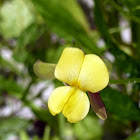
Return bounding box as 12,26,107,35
31,0,101,54
33,60,56,80
94,0,111,46
13,23,45,62
100,87,140,121
59,0,89,31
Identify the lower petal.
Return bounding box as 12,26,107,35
62,89,90,123
48,86,75,116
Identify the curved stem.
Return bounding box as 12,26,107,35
109,78,140,84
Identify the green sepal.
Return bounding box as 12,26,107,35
33,60,56,80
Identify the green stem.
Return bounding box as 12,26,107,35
43,126,51,140
58,113,65,140
21,79,34,101
109,78,140,84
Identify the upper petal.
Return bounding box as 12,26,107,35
55,47,84,86
48,86,75,116
62,88,90,123
77,54,109,93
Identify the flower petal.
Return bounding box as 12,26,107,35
55,47,84,86
77,54,109,93
48,86,75,116
62,88,90,123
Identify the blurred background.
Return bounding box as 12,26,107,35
0,0,140,140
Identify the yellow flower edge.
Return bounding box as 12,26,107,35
48,86,90,123
48,86,75,116
55,47,109,93
62,88,90,123
77,54,109,93
55,47,84,86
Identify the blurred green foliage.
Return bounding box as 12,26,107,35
0,0,140,140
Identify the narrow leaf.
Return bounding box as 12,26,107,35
94,0,111,45
88,92,107,120
33,60,56,80
59,0,90,31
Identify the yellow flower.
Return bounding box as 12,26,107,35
48,47,109,123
